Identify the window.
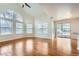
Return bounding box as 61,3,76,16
15,13,23,22
0,19,12,35
62,23,70,37
0,9,14,35
37,24,43,34
14,12,23,34
16,23,23,34
42,23,48,34
0,13,4,18
37,23,48,34
56,23,70,38
56,24,62,36
0,9,23,35
26,24,32,33
62,24,70,32
0,9,24,35
4,9,14,19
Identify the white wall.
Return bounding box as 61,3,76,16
0,3,34,41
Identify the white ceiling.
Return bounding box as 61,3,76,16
22,3,79,20
22,3,46,17
40,3,79,20
40,3,71,20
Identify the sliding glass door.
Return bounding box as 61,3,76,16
62,23,70,38
56,23,71,38
56,24,62,37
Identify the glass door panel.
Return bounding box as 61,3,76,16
56,23,70,38
62,23,70,38
56,24,62,37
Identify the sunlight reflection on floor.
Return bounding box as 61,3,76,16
26,39,33,53
42,42,48,55
15,41,23,56
57,37,71,55
0,45,13,56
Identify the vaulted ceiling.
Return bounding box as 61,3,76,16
22,3,79,20
40,3,79,20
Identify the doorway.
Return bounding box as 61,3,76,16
56,23,71,38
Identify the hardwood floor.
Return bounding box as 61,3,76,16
0,37,78,56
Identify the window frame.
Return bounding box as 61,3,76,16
56,23,71,38
0,16,13,35
26,24,33,34
0,9,24,35
16,22,24,34
37,23,48,34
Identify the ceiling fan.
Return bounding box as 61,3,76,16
22,3,31,8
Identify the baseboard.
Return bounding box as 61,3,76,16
0,36,51,43
0,36,34,42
